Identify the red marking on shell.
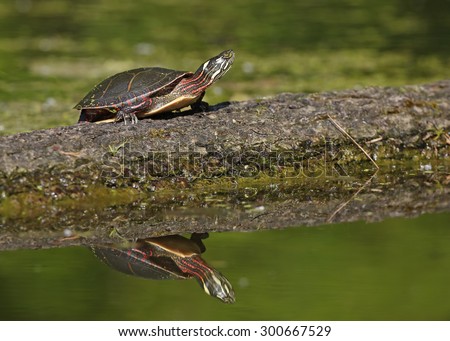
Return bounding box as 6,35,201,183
127,72,141,92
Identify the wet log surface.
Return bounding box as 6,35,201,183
0,80,449,250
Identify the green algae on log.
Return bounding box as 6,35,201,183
0,81,449,250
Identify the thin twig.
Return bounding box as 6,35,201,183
327,170,379,223
366,136,383,144
327,114,379,169
58,150,82,158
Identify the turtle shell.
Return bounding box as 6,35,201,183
91,234,235,303
91,241,187,280
90,235,203,281
74,67,192,110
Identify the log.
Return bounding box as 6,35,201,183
0,80,449,250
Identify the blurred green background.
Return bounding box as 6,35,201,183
0,0,449,320
0,0,449,134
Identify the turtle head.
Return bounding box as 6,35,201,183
178,256,236,303
197,267,236,304
196,49,235,84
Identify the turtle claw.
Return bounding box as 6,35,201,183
115,111,139,125
130,113,139,124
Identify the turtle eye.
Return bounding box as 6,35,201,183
223,51,233,59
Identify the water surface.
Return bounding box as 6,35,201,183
0,213,449,320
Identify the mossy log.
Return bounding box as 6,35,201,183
0,80,449,250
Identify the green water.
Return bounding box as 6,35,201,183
0,0,449,134
0,0,449,321
0,213,449,320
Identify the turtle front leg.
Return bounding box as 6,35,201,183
191,232,209,253
191,92,209,113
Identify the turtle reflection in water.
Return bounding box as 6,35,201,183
91,233,235,303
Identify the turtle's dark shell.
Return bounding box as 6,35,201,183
90,235,204,281
91,241,187,280
74,67,192,110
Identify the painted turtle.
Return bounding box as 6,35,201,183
75,50,235,124
91,233,235,303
